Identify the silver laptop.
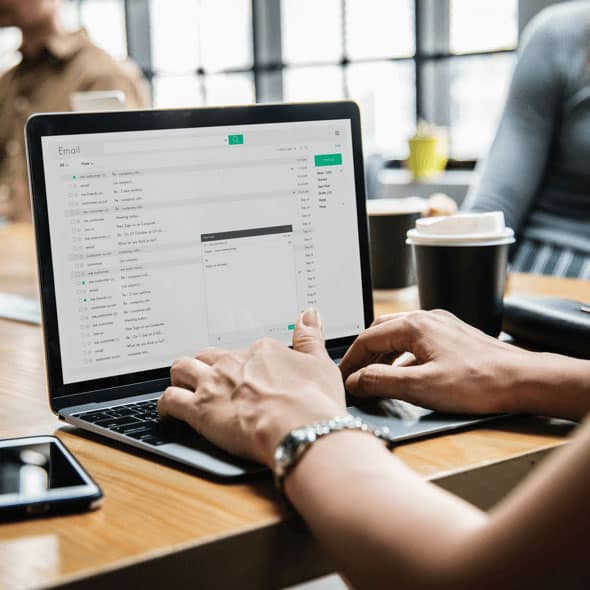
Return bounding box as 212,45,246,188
26,102,493,479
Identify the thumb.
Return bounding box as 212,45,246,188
292,308,329,358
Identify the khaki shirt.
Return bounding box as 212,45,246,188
0,29,150,221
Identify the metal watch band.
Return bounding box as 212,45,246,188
272,415,395,492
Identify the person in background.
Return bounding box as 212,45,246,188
464,2,590,279
0,0,150,221
158,308,590,589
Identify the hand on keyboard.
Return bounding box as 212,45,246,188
74,399,196,446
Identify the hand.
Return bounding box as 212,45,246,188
423,193,457,217
157,309,346,466
340,309,538,415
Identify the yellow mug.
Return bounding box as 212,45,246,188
407,135,448,180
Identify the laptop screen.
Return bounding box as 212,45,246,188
40,119,365,385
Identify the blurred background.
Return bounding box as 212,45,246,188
0,0,564,195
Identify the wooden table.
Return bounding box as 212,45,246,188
0,223,587,590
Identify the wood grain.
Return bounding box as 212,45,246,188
0,222,587,589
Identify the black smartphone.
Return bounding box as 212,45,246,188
0,435,103,521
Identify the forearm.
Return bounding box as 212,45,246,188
284,431,487,589
283,411,590,589
509,352,590,421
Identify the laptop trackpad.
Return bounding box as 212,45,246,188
348,399,494,442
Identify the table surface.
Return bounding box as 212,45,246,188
0,222,588,590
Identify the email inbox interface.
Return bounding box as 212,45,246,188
42,120,365,384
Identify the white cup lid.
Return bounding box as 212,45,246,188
406,212,515,246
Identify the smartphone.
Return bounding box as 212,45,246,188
0,435,103,521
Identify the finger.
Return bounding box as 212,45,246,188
195,346,230,366
212,351,248,387
292,308,330,359
170,356,213,390
345,363,430,400
340,314,423,379
162,383,256,462
157,386,195,422
370,312,412,327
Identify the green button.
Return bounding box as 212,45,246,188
314,153,342,167
288,323,296,331
228,134,244,145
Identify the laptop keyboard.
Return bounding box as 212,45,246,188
72,399,196,446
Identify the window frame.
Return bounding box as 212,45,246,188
75,0,519,165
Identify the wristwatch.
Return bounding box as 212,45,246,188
272,414,396,492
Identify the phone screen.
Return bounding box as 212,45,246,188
0,441,85,497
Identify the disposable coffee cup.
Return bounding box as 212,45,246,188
406,212,515,336
367,197,426,289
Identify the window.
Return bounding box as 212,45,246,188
0,0,519,162
447,54,515,160
446,0,518,158
450,0,518,53
79,0,127,59
279,0,517,160
149,0,254,107
280,0,416,157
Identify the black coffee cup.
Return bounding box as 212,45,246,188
367,198,425,289
407,212,515,336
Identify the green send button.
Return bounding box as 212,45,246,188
314,153,342,167
288,323,296,331
228,134,244,145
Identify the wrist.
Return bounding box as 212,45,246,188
256,399,346,467
283,429,391,502
276,419,394,497
509,352,590,420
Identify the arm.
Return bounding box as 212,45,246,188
463,10,564,233
286,411,590,589
157,310,590,589
340,310,590,421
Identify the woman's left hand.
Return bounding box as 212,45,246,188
157,309,346,466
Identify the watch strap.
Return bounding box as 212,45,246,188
273,414,395,493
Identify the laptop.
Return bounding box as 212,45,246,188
26,101,494,479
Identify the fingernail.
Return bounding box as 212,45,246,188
302,308,321,328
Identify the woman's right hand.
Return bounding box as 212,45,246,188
339,310,544,415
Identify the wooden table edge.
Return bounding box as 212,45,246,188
38,439,570,590
424,440,568,484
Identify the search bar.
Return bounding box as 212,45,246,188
104,135,228,154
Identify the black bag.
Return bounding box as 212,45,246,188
502,296,590,359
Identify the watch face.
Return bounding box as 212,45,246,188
274,428,316,475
